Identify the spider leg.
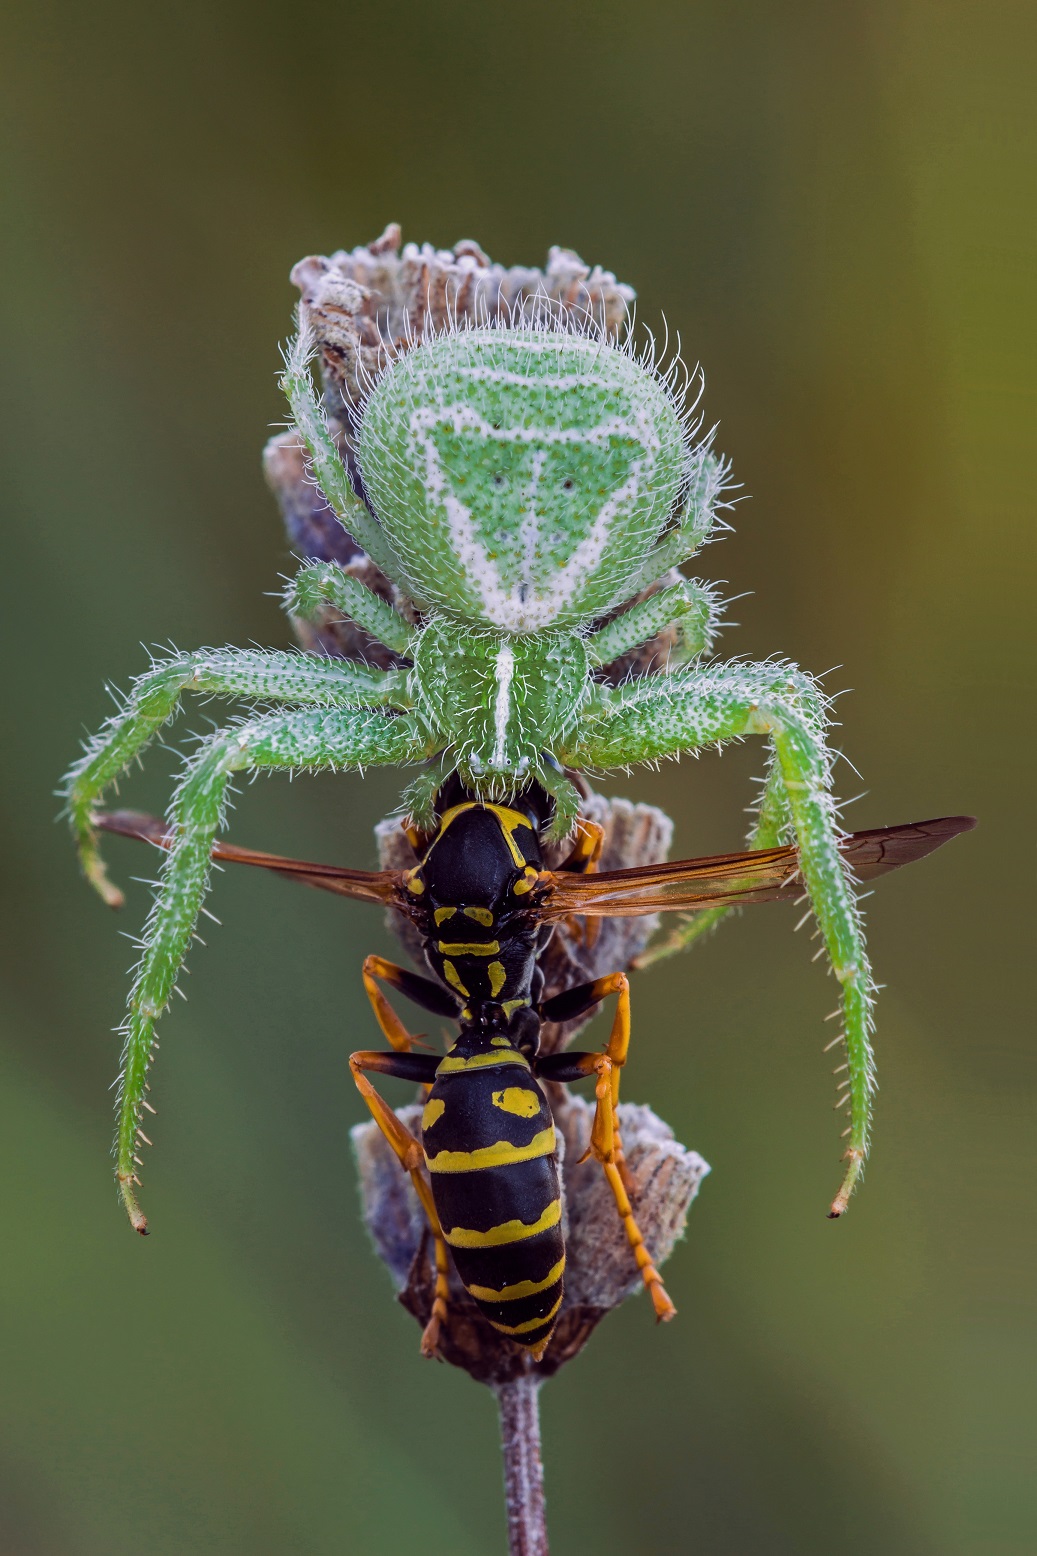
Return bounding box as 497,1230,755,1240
627,452,729,590
64,647,407,907
538,974,676,1320
349,1048,449,1357
112,705,428,1233
635,752,791,968
563,660,874,1218
286,561,415,657
281,330,409,587
536,758,582,841
587,578,719,671
402,750,460,831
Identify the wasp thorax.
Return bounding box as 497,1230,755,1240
408,618,589,787
357,327,687,632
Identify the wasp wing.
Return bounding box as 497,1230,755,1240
540,815,976,920
93,809,403,906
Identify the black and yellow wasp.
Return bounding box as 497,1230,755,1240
97,794,972,1360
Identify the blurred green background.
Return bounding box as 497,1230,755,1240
0,1,1031,1552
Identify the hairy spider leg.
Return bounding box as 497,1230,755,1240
64,646,410,907
625,457,730,594
563,659,873,1218
635,754,792,967
534,760,584,841
538,972,676,1321
286,561,417,658
281,331,409,586
109,706,429,1232
586,577,720,671
348,1049,449,1357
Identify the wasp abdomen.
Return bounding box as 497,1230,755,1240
423,1058,564,1352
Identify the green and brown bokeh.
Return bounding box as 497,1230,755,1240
0,2,1030,1552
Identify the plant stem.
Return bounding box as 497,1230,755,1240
494,1375,549,1555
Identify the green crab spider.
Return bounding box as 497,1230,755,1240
65,311,872,1232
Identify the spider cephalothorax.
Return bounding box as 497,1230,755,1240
66,227,887,1238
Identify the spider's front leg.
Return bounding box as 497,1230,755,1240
111,706,429,1232
64,648,409,907
635,755,791,966
281,330,410,586
563,662,874,1217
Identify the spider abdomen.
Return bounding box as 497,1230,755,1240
357,327,688,632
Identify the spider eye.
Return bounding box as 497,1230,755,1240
493,473,504,487
562,478,574,491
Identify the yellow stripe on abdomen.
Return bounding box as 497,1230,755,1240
488,1292,563,1337
466,1256,566,1304
425,1126,555,1175
443,1197,562,1248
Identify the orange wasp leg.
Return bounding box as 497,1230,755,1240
558,817,605,949
355,959,461,1351
537,972,676,1322
349,1047,450,1358
560,817,605,874
362,953,460,1052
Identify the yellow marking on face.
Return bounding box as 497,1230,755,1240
421,1097,446,1130
490,1036,511,1047
485,805,537,867
432,801,534,862
487,1292,564,1336
464,905,494,926
428,802,475,843
442,961,470,998
433,907,456,925
437,941,501,957
501,998,529,1019
492,1086,540,1119
438,1050,530,1073
432,802,478,836
443,1197,562,1248
487,960,507,998
513,866,539,896
405,869,425,895
425,1125,555,1175
467,1257,566,1304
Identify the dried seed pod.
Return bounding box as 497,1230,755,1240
292,222,636,440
